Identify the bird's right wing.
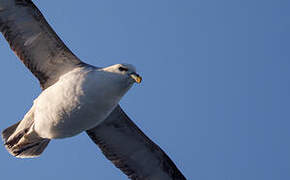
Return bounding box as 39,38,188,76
86,106,186,180
0,0,86,89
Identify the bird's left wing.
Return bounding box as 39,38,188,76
0,0,86,89
86,106,186,180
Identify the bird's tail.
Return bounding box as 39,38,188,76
2,105,50,159
2,120,50,158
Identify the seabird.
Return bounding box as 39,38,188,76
0,0,186,179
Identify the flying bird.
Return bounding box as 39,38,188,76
0,0,186,179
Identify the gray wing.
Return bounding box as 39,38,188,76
86,106,186,180
0,0,86,89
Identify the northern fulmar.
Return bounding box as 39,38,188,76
0,0,186,179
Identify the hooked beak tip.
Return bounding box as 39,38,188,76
130,73,142,84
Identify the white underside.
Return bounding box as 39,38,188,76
33,67,132,139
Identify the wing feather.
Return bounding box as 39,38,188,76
0,0,86,89
87,106,186,180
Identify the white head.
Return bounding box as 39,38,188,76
102,64,142,84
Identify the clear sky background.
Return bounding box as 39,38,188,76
0,0,289,179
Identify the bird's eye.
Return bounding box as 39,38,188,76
119,67,128,72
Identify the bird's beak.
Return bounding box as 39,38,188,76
130,72,142,84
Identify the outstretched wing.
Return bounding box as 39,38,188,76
0,0,86,89
86,106,186,180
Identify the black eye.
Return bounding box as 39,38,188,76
119,67,128,72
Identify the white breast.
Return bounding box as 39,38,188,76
33,67,132,139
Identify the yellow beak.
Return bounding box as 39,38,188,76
130,73,142,84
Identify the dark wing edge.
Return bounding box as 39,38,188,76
86,105,186,180
0,0,86,89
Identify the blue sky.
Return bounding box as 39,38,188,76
0,0,290,179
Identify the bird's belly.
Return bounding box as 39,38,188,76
33,69,125,139
35,96,117,139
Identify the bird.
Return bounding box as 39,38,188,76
0,0,186,179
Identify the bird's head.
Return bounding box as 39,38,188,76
102,64,142,84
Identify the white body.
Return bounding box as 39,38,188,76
33,67,133,139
